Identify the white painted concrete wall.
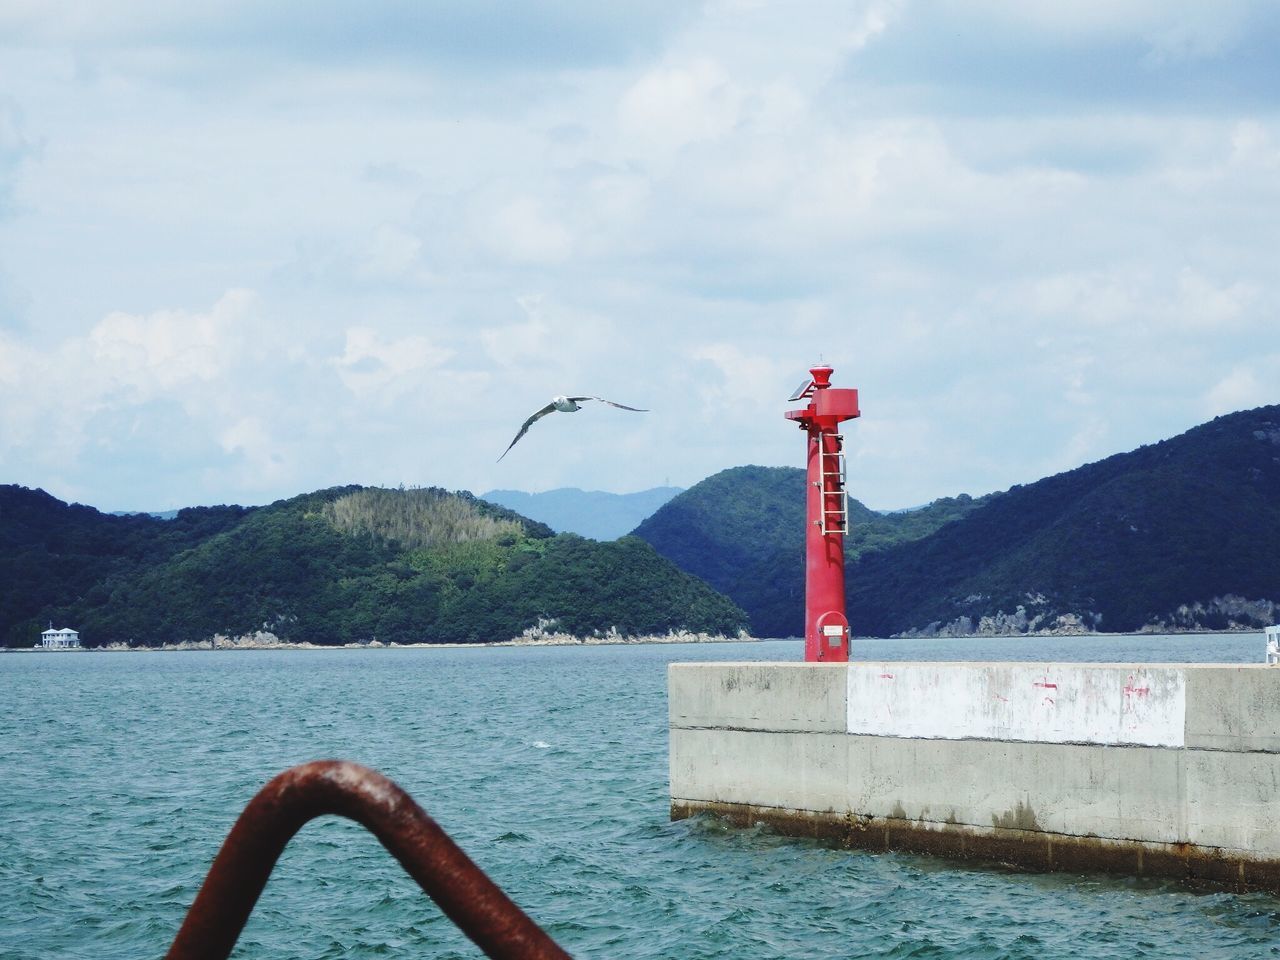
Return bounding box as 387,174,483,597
847,662,1187,747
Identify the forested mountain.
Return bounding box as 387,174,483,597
846,406,1280,636
632,466,985,636
11,405,1277,647
635,407,1280,637
1,485,746,648
479,486,683,540
1,488,251,647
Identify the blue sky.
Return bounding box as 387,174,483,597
1,1,1277,512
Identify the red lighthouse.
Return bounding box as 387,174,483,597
785,364,861,662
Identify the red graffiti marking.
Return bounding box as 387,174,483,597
1123,684,1150,698
879,673,895,680
1033,680,1058,690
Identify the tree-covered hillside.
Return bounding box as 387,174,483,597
635,408,1280,637
1,486,250,647
1,485,747,647
632,466,986,636
845,406,1280,636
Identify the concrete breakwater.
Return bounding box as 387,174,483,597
669,661,1280,890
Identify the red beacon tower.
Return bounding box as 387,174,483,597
785,364,861,662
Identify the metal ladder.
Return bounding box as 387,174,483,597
818,432,847,536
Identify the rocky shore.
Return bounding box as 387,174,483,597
896,594,1277,639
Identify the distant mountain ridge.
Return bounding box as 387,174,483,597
11,405,1277,647
479,486,683,540
0,485,745,648
635,406,1280,638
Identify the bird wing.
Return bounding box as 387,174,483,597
497,402,558,461
569,396,648,412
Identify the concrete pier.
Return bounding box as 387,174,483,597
669,661,1280,890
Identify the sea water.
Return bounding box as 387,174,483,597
2,635,1278,959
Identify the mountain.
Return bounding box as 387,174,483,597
1,488,251,646
846,406,1280,637
479,487,683,540
634,407,1280,638
631,466,986,636
0,485,746,648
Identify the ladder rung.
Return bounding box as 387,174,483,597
817,431,847,536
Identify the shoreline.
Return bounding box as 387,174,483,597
6,627,1270,653
7,629,761,653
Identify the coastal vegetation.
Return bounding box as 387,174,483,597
0,485,746,648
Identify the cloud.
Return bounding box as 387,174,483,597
331,325,452,399
355,224,426,282
0,96,36,217
691,342,793,420
1013,268,1258,334
0,290,256,469
618,59,745,163
1,1,1278,512
843,0,1280,113
88,289,255,395
0,2,696,80
1204,359,1280,419
480,297,554,370
218,415,285,481
476,196,573,264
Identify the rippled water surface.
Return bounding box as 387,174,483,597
3,635,1279,958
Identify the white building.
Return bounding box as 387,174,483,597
40,626,81,649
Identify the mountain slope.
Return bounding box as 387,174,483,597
632,466,986,636
634,407,1280,637
846,407,1280,635
1,485,746,647
479,486,683,540
1,485,250,647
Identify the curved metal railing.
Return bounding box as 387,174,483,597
165,760,572,959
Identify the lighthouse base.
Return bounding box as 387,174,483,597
668,661,1280,892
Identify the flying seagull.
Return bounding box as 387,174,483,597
498,395,647,461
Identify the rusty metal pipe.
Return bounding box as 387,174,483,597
165,760,572,960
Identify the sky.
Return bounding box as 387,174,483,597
1,1,1278,513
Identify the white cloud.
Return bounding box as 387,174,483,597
618,59,744,163
1204,359,1280,418
1,1,1278,511
1230,120,1280,170
0,95,37,216
0,289,258,469
218,414,285,481
480,196,573,264
928,0,1252,55
479,296,554,370
1141,3,1252,63
692,342,792,419
355,223,425,281
1167,269,1257,331
88,288,254,395
331,325,452,399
